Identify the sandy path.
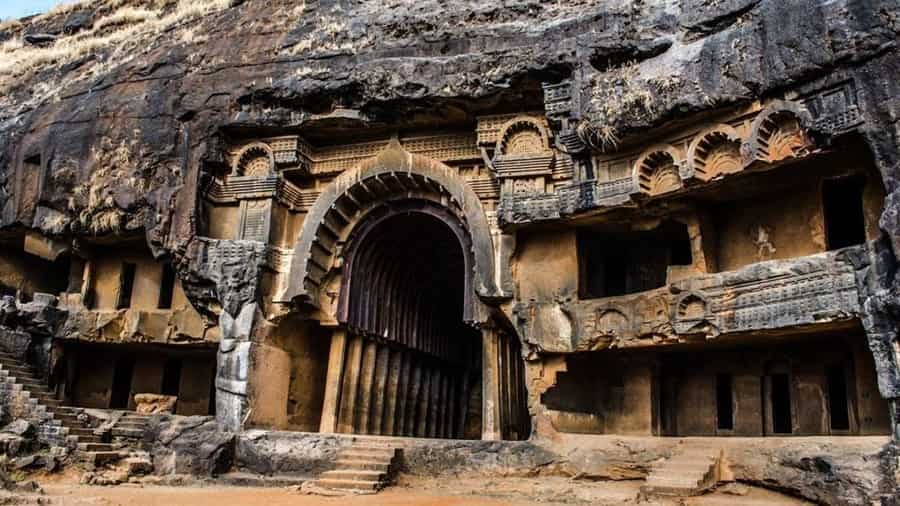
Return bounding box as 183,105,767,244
41,483,552,506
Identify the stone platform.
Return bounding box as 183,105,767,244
233,431,896,505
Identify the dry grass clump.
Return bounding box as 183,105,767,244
68,137,153,234
581,62,684,152
92,6,156,32
0,0,232,94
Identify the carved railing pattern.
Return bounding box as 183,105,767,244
515,248,864,353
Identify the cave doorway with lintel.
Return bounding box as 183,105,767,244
325,200,529,440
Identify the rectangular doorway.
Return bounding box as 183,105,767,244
109,357,135,409
716,373,734,431
770,373,792,434
826,366,851,431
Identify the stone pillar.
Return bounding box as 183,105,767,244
337,335,363,433
357,340,378,433
416,366,431,437
482,326,502,440
371,345,391,435
428,368,441,438
318,328,347,434
383,349,402,435
215,303,257,432
406,362,422,437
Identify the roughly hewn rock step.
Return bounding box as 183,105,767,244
82,451,124,466
641,485,706,496
338,449,396,460
78,442,117,452
111,428,144,438
641,446,721,498
320,470,386,482
315,478,380,491
333,459,392,472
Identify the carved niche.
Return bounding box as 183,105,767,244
633,144,683,197
231,142,275,178
492,116,555,195
685,125,742,182
226,141,278,244
745,101,814,164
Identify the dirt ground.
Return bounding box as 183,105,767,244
7,475,810,506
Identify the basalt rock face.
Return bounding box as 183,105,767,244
1,0,897,244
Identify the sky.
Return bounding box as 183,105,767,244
0,0,77,21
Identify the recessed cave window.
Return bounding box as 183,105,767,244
823,176,867,250
161,358,182,398
109,357,134,409
715,373,734,431
158,263,176,310
826,365,850,431
770,373,793,434
579,221,693,298
116,263,137,310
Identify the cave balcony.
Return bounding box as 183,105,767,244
515,244,868,354
57,294,214,345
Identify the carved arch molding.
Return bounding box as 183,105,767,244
282,140,501,322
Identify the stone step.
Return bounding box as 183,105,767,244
341,447,397,457
351,439,404,448
647,472,705,485
653,461,717,472
111,427,144,438
333,459,392,472
1,365,34,377
320,469,386,482
338,451,395,462
0,361,27,372
120,414,153,420
645,476,702,488
53,413,86,426
649,471,710,482
315,478,380,491
78,442,117,452
68,427,98,437
47,405,79,414
12,378,49,391
75,434,103,444
82,451,124,466
641,485,704,497
116,421,147,429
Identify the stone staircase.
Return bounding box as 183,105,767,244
110,412,151,440
313,439,402,493
0,349,123,466
641,445,723,497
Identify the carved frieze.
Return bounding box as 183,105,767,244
516,247,863,353
797,80,863,135
505,91,848,225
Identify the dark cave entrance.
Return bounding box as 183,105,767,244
329,202,529,439
336,207,481,438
